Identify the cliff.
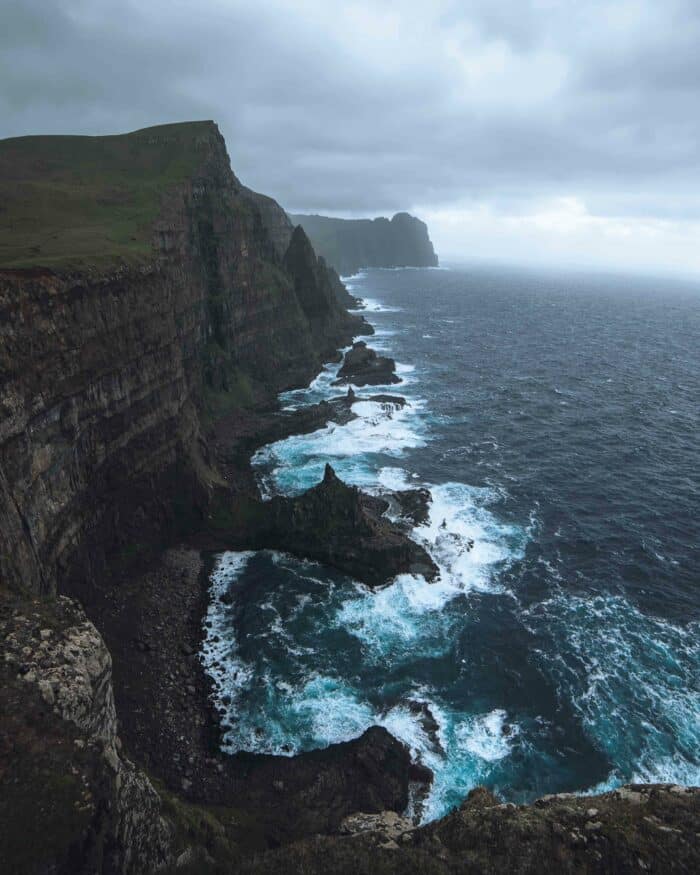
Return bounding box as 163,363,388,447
236,784,700,873
0,121,365,602
0,592,173,873
288,211,439,276
0,122,371,872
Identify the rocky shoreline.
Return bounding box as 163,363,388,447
85,545,420,850
49,326,700,872
78,335,435,849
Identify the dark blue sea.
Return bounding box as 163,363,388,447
203,263,700,821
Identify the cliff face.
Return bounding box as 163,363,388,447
283,226,357,336
0,122,364,602
240,185,295,260
0,121,371,874
242,186,362,310
288,211,439,276
0,262,211,599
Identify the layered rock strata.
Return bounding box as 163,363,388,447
0,121,368,603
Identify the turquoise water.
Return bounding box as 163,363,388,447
202,264,700,821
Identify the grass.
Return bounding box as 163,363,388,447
0,120,218,270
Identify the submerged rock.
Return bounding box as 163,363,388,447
367,393,408,407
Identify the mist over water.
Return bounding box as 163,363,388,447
203,264,700,822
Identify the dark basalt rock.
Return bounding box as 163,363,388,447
368,393,407,407
261,465,438,587
333,341,401,387
225,726,424,843
283,226,371,356
328,389,407,409
391,487,432,526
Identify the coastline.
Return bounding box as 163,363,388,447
81,297,430,846
3,261,699,870
87,274,700,873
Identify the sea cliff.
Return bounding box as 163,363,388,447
0,120,428,873
0,121,363,602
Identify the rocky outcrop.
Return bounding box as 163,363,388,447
0,591,173,874
333,341,401,386
234,784,700,874
202,464,437,586
262,465,438,586
289,211,439,276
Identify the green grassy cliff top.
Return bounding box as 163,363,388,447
0,120,219,270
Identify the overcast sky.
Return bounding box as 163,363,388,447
3,0,700,274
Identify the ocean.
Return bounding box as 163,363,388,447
202,262,700,822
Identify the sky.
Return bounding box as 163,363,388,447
3,0,700,274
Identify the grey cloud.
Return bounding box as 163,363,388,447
1,0,700,232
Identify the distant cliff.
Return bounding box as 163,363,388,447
288,212,438,276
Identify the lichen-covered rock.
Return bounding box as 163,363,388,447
0,592,173,874
233,783,700,874
340,810,416,849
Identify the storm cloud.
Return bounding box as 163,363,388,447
3,0,700,272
